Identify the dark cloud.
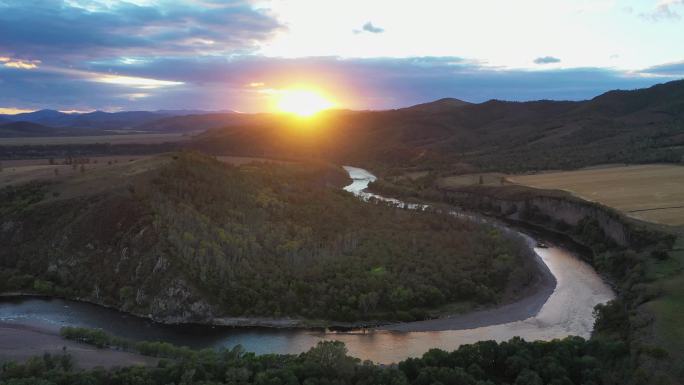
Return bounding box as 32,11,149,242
2,55,678,112
534,56,561,64
361,22,384,33
0,0,282,62
642,61,684,76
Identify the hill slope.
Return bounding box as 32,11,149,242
0,121,106,137
0,110,214,132
0,153,538,324
192,80,684,172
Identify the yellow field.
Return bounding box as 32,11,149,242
508,164,684,226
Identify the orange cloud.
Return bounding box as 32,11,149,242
0,56,41,69
0,107,36,114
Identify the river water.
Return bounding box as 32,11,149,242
0,166,615,364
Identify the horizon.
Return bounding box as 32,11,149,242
1,78,681,116
1,1,683,113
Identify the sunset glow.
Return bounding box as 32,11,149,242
275,89,335,117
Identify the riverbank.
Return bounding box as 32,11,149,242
0,321,157,368
379,246,556,332
0,165,613,365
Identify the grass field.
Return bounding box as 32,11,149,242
0,133,190,146
508,164,684,226
437,172,508,188
0,155,292,189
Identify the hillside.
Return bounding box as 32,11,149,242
400,97,472,113
0,110,222,133
0,121,56,137
2,80,681,170
0,121,105,137
0,152,538,324
191,79,684,172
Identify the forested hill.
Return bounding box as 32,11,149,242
0,152,538,324
191,79,684,172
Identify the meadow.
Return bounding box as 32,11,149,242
0,132,189,146
507,164,684,226
0,155,291,189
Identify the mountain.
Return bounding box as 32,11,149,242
134,112,243,132
0,109,242,133
192,80,684,172
12,109,65,120
0,110,203,132
402,98,472,113
1,110,171,130
67,111,171,130
155,109,238,115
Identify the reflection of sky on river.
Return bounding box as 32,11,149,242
0,166,615,364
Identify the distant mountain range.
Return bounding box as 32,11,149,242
0,109,237,136
2,80,683,173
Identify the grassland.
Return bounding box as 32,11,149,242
437,172,508,188
0,155,291,189
0,132,190,146
507,164,684,226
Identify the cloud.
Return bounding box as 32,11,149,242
3,54,678,112
362,22,384,33
534,56,561,65
0,56,41,70
0,0,282,62
354,21,384,34
640,0,684,21
642,60,684,76
88,74,184,89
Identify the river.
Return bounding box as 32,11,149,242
0,166,615,364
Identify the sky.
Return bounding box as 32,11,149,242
0,0,683,113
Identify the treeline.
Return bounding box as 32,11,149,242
60,327,196,360
0,336,636,385
0,152,537,323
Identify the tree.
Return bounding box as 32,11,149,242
514,369,543,385
302,341,358,379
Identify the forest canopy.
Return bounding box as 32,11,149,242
0,152,539,323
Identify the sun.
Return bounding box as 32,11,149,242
276,89,335,117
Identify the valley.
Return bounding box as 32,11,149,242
0,164,613,365
0,80,682,384
3,2,683,383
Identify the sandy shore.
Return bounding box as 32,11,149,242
0,322,157,369
378,248,557,332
